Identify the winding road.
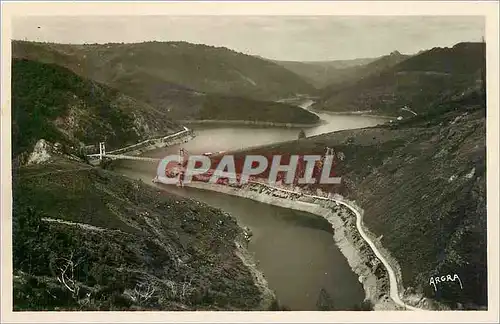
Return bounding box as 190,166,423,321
334,198,422,311
293,98,423,310
248,181,423,311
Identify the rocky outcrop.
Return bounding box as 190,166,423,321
26,139,55,165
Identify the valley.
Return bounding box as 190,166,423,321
10,35,488,312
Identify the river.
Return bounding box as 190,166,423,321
114,106,387,310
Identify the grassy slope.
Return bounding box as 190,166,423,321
12,41,319,124
11,56,281,311
57,40,315,100
314,43,485,116
12,159,269,311
235,90,487,308
12,58,182,158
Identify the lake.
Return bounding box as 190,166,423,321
114,111,386,310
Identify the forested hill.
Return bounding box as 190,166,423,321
313,42,485,116
12,41,319,125
12,58,182,159
12,40,316,101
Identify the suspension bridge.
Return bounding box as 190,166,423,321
86,127,192,164
86,142,161,163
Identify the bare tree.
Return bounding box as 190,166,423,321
179,276,194,302
132,280,157,303
164,280,178,299
162,276,194,302
133,181,140,203
54,251,83,300
316,288,334,311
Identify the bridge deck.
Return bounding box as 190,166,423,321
87,154,160,162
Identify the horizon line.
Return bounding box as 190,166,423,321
10,38,484,63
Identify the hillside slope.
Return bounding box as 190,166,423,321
12,41,315,99
234,90,487,309
12,58,183,160
12,42,319,124
11,55,283,311
313,43,485,116
12,158,275,310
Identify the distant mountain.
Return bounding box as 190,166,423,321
12,41,319,125
318,51,410,90
313,42,485,116
12,40,315,101
271,56,380,88
12,58,182,159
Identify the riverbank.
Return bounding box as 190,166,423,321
310,110,396,120
234,234,277,310
284,97,395,124
178,119,325,129
180,180,409,310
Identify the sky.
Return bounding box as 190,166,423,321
12,16,484,61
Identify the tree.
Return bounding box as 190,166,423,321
352,299,374,311
316,288,334,311
268,299,291,311
53,251,83,300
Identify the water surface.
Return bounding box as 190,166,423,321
115,113,385,310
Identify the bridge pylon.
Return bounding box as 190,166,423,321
178,148,188,187
99,142,106,160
